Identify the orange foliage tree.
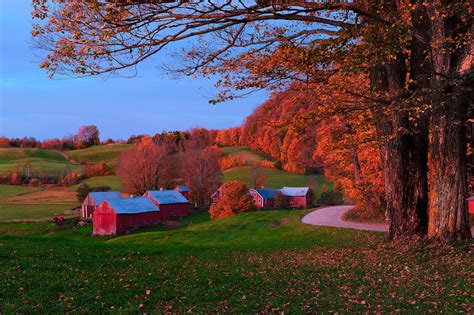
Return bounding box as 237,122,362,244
117,138,178,194
181,135,221,209
209,181,255,220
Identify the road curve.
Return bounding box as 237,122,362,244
302,205,387,232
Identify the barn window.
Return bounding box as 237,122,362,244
258,199,262,205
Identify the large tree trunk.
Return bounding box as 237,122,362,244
428,87,471,240
427,1,472,241
371,63,429,239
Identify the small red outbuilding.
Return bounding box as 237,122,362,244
144,190,189,219
174,185,191,199
467,196,474,215
280,187,312,208
93,197,160,236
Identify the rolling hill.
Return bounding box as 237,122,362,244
65,144,131,170
0,148,82,177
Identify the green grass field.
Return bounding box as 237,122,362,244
0,185,37,198
69,175,123,191
220,146,275,164
0,210,471,313
0,203,79,221
0,148,82,177
65,144,131,170
223,166,331,193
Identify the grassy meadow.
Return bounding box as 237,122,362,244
0,210,472,313
0,148,82,177
65,144,131,170
223,166,331,192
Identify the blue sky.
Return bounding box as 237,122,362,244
0,0,266,140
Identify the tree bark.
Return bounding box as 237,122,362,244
371,62,429,239
428,86,471,240
426,1,472,241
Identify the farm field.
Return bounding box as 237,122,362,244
69,175,123,191
0,203,78,221
65,144,131,170
223,166,331,192
0,210,472,313
0,185,37,198
220,146,275,164
0,148,82,177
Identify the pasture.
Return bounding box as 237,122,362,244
220,146,275,164
223,166,331,193
69,175,123,191
0,148,82,177
65,144,131,170
0,210,471,313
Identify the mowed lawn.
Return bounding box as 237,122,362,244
65,144,131,170
223,166,332,192
0,210,472,313
0,203,79,221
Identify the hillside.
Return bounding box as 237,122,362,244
0,211,471,313
220,146,275,164
65,144,131,170
0,148,82,177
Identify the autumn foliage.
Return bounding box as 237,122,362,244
209,181,255,220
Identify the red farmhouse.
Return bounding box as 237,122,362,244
467,196,474,215
81,191,121,219
250,189,279,208
144,190,189,219
280,187,312,208
93,197,160,235
174,185,191,199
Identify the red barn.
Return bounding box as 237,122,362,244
281,187,312,208
81,191,121,219
144,190,189,219
468,196,474,215
93,197,160,236
250,189,279,208
174,185,191,199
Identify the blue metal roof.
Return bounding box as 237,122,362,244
467,196,474,201
146,190,188,204
281,187,310,197
255,189,279,199
105,197,159,214
176,185,190,192
89,191,122,205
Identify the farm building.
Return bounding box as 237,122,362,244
468,196,474,214
144,190,190,219
93,197,160,236
280,187,312,208
175,185,191,199
81,191,121,218
250,189,279,208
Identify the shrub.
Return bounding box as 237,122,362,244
318,190,344,205
273,191,289,209
218,156,245,171
209,181,255,220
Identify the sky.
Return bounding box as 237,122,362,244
0,0,267,140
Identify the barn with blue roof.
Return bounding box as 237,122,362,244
144,190,190,219
81,191,122,218
250,189,280,208
93,197,161,235
174,185,191,199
